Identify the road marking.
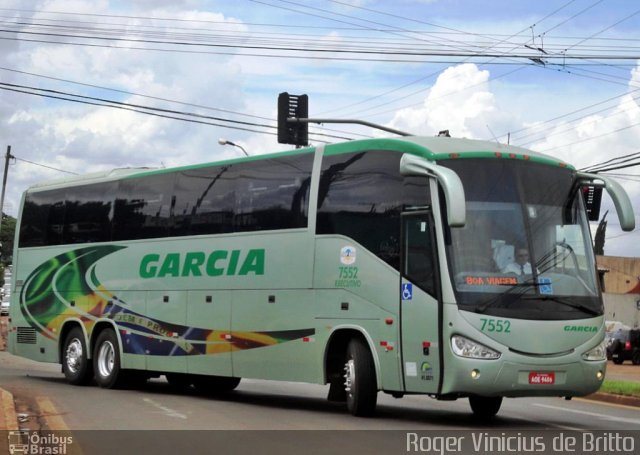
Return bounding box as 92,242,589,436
534,403,640,426
142,397,187,419
36,396,69,431
575,396,640,411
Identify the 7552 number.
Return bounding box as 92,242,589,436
338,266,358,279
480,318,511,333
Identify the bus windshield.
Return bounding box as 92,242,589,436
440,158,601,321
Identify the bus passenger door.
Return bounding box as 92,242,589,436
400,211,441,394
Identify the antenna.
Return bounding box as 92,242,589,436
486,125,499,143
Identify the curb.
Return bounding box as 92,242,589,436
583,392,640,408
0,387,18,431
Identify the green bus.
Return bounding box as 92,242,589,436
8,136,635,417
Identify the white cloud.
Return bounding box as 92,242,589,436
387,63,505,138
386,61,639,257
0,1,638,259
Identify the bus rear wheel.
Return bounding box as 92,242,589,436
62,327,93,385
469,396,502,419
344,337,377,417
93,328,128,389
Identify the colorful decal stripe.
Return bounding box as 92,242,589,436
21,246,315,355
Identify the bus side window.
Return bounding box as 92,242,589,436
113,174,175,241
403,215,436,297
317,150,430,272
63,183,115,244
19,192,53,247
173,165,236,236
235,155,312,232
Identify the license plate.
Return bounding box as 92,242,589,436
529,372,555,385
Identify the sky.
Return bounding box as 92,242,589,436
0,0,639,257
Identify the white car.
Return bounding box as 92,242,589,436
1,270,11,315
0,294,9,315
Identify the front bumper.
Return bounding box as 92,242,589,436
442,357,606,397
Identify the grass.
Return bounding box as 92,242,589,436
599,379,640,397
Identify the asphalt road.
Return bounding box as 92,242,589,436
2,315,640,454
1,350,639,432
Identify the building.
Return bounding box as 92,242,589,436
597,255,640,328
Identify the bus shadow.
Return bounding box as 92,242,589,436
26,374,557,429
142,379,554,429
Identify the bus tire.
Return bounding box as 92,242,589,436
344,337,377,417
93,328,127,389
469,396,502,418
61,327,93,385
632,349,640,365
192,375,241,394
612,345,624,364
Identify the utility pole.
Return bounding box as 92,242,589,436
0,145,14,238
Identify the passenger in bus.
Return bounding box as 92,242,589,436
501,247,535,276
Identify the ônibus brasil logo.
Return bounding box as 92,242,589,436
8,431,73,455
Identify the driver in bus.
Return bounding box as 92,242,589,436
501,247,535,276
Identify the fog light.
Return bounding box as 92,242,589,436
596,370,604,381
470,369,480,380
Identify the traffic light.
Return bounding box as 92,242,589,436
582,185,603,221
278,92,309,147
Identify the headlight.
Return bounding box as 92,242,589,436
451,335,500,360
582,339,607,361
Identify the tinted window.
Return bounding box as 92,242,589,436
172,165,236,236
317,151,430,269
20,153,314,247
113,173,174,240
63,183,115,244
403,213,437,296
235,155,312,232
19,189,65,247
172,153,312,236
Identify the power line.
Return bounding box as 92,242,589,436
514,95,640,148
317,0,582,116
14,156,78,175
4,26,636,61
589,160,640,173
581,151,640,172
0,82,344,142
507,87,640,142
535,121,640,153
0,67,371,139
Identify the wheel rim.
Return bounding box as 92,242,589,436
97,340,115,378
344,359,356,400
65,338,83,374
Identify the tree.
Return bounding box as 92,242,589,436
594,211,608,256
0,213,16,265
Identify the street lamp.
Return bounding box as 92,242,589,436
218,138,249,157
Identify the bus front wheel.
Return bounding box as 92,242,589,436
344,338,378,417
62,327,93,385
469,396,502,418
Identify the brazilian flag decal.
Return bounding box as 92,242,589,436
20,245,314,355
21,245,126,340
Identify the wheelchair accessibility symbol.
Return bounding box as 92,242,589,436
402,283,413,301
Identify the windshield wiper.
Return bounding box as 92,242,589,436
520,295,600,316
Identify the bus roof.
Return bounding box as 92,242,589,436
24,136,570,193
